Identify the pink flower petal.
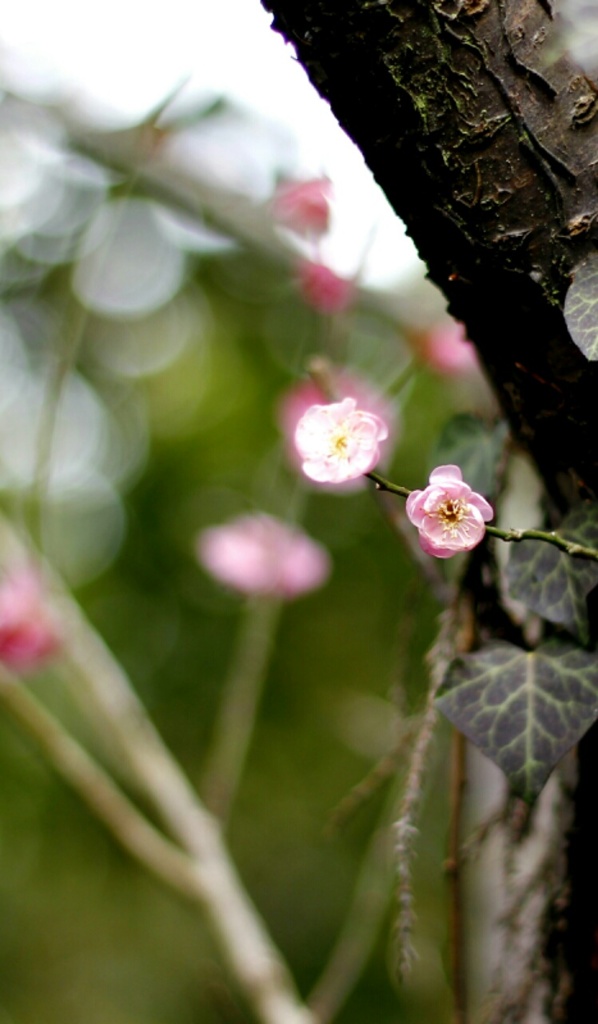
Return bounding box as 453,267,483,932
406,466,493,559
294,398,389,484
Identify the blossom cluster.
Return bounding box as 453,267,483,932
272,178,354,314
289,390,491,558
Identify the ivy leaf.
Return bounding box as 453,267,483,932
564,256,598,361
430,414,507,498
505,505,598,645
437,639,598,802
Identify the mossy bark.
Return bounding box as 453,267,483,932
261,1,598,1019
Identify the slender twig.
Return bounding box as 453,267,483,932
201,597,282,823
393,613,453,977
326,729,415,836
0,665,208,898
0,667,313,1024
446,729,468,1024
368,473,598,562
309,784,400,1024
485,523,598,561
0,517,313,1024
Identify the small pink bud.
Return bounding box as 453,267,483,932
419,321,479,376
197,514,330,600
0,567,61,672
273,177,332,237
406,465,493,558
294,397,389,484
296,260,355,315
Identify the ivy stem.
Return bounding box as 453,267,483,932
367,473,598,562
484,524,598,561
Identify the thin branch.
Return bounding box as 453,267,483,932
308,785,400,1024
369,474,598,563
0,517,313,1024
393,617,452,978
0,668,313,1024
446,728,468,1024
201,597,282,823
485,523,598,561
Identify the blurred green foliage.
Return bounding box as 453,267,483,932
0,93,495,1023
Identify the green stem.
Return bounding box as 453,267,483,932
201,597,282,824
485,524,598,562
366,471,411,499
368,474,598,562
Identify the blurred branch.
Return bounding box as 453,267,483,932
446,729,468,1024
201,596,282,823
2,92,414,322
0,517,313,1024
309,785,400,1024
0,667,312,1024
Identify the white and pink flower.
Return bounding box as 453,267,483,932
197,514,330,600
294,397,389,484
273,177,333,237
406,465,493,558
0,567,61,672
278,370,396,484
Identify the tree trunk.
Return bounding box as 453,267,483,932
261,1,598,1019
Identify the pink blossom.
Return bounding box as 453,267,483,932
278,370,397,490
419,321,479,376
197,514,330,600
273,177,332,237
296,260,355,315
406,465,493,558
294,397,389,484
0,567,61,672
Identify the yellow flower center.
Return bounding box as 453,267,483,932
437,498,468,534
330,428,349,457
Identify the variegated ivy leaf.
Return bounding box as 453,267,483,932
505,505,598,645
564,256,598,361
437,639,598,802
430,414,507,499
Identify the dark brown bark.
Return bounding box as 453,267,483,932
261,1,598,1019
263,0,598,509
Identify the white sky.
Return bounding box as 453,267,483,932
0,0,421,287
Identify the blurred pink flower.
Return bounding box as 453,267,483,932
197,514,330,599
273,177,332,237
296,260,355,315
419,320,479,376
295,397,388,484
0,567,60,672
406,465,493,558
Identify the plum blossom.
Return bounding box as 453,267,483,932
197,514,330,600
0,567,61,672
294,397,389,484
406,465,493,558
273,177,332,237
296,260,355,315
278,370,396,488
419,320,479,376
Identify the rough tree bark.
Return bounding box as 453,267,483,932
261,1,598,1020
